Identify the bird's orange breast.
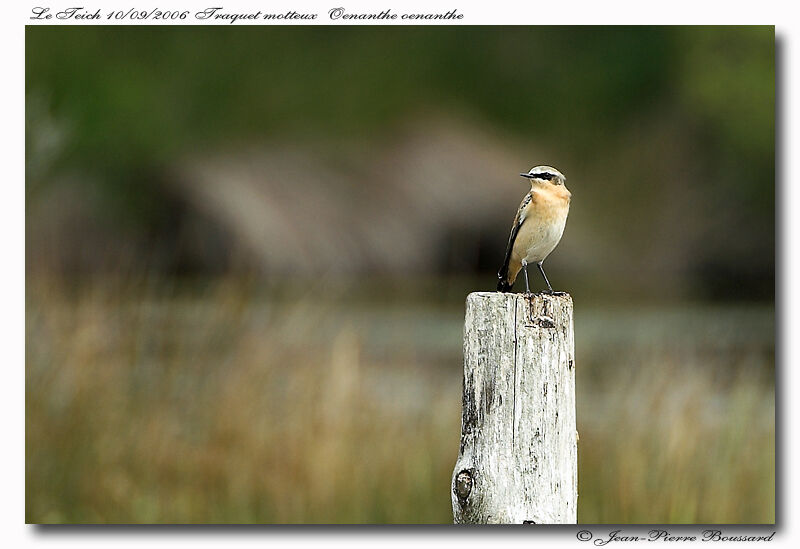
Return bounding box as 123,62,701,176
528,186,570,221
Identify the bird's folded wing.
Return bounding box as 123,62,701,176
498,192,532,280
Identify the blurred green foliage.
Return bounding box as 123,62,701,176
26,26,773,215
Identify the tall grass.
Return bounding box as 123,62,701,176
26,277,774,523
576,307,774,523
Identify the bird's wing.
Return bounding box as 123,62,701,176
498,192,533,282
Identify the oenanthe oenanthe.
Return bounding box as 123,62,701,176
497,166,571,294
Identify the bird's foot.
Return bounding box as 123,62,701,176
543,290,568,296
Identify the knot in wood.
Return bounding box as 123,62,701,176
455,470,473,502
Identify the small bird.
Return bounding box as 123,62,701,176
497,166,571,294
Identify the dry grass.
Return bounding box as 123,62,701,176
576,307,774,523
26,277,774,524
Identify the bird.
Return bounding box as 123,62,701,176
497,166,571,294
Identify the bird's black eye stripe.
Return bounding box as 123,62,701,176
533,172,555,180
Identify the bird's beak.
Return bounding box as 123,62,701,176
519,173,536,179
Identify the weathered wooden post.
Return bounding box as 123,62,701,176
451,292,577,524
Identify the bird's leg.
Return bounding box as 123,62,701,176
522,259,531,295
537,262,553,293
538,262,566,296
521,259,536,322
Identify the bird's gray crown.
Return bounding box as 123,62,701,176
519,165,565,183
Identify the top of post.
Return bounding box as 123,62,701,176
465,292,573,329
467,291,572,307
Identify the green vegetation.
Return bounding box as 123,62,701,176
26,26,773,237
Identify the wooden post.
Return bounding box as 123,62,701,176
451,292,577,524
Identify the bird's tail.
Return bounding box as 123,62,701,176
497,272,513,292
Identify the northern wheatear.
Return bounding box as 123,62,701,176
497,166,571,294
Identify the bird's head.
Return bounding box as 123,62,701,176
519,166,566,188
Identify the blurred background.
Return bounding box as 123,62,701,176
26,26,774,523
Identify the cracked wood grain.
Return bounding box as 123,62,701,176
451,292,577,524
